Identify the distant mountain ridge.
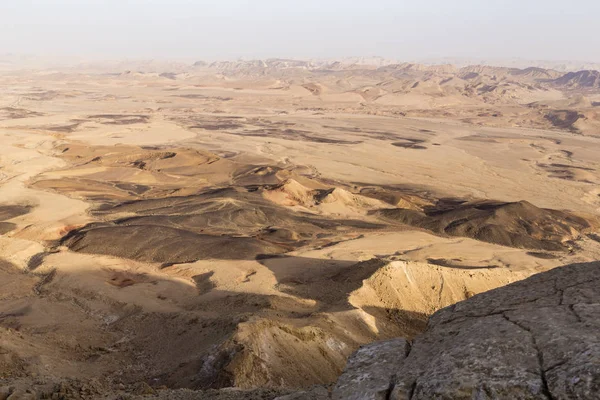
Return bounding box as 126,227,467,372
552,70,600,89
192,58,596,74
191,58,599,89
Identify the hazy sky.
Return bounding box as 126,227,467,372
1,0,599,61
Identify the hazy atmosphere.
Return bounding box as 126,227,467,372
1,0,600,61
1,1,600,399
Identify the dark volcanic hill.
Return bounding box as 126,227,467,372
60,187,385,264
553,70,600,89
375,199,595,251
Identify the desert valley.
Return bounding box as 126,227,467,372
0,58,599,399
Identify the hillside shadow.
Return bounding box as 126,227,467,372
256,254,386,312
0,254,434,391
361,306,429,340
8,257,597,393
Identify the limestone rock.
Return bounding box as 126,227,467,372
332,339,410,400
133,382,156,396
6,389,36,400
0,387,12,400
390,261,600,399
274,386,329,400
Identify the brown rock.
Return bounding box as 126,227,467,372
0,387,12,400
6,389,36,400
132,382,156,396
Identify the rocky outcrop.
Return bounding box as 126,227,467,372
332,339,410,400
333,261,600,400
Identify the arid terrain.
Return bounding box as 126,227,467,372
1,58,600,398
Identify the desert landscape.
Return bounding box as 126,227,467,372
1,58,599,399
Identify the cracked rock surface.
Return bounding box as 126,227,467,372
332,339,410,400
389,261,600,400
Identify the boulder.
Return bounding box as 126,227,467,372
332,339,410,400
